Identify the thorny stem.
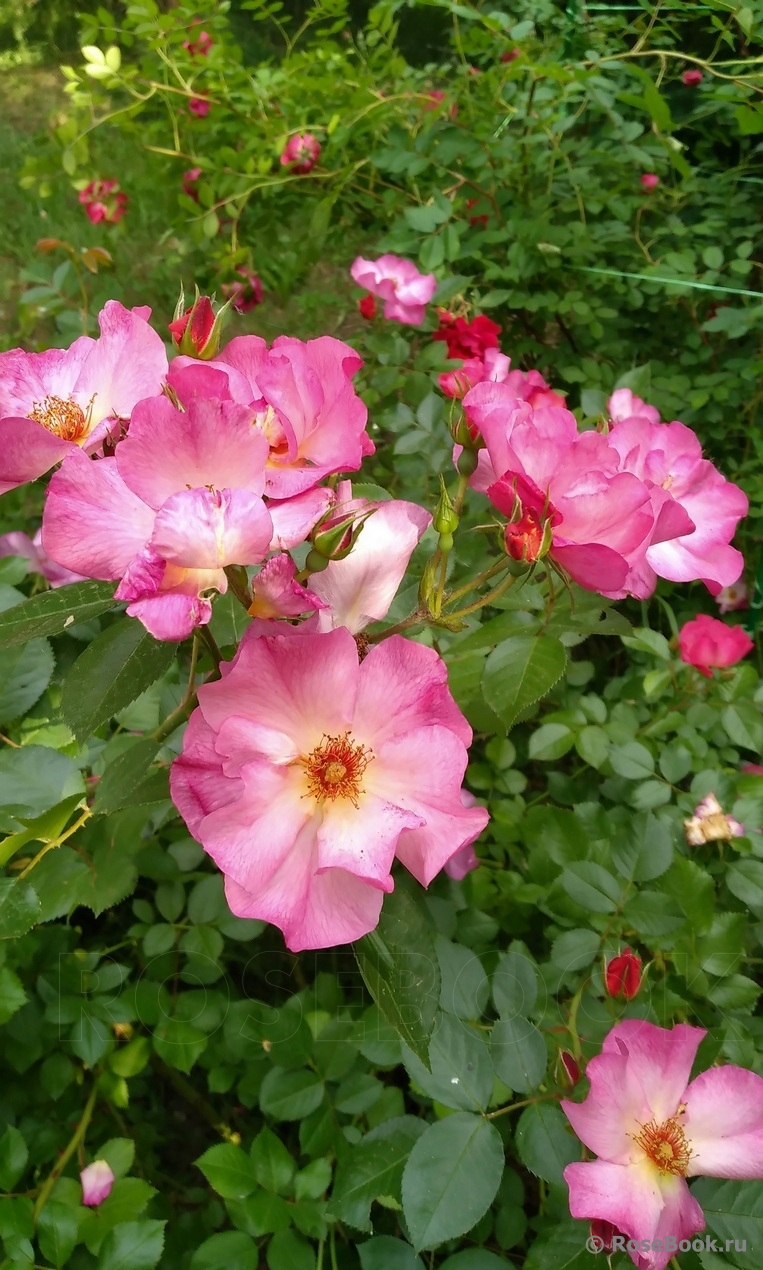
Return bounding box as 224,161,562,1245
445,557,510,608
34,1084,98,1222
447,569,519,620
13,808,91,879
365,610,427,643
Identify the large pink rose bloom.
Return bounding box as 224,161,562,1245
350,255,437,326
170,627,489,950
309,481,432,633
678,613,753,677
607,418,747,594
563,1020,763,1270
42,395,273,641
168,334,372,499
0,302,168,494
463,385,654,596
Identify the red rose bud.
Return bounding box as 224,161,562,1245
500,48,521,63
505,507,552,564
682,69,703,86
358,294,377,320
640,173,659,190
182,167,203,201
559,1050,581,1088
189,97,210,118
590,1221,622,1254
605,947,642,1000
168,287,231,359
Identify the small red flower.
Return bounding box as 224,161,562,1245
433,312,501,359
500,48,521,64
220,267,264,314
189,98,210,118
183,25,213,57
280,133,321,175
358,294,377,320
78,179,128,225
682,69,703,86
505,507,546,563
182,167,203,201
465,198,489,228
640,173,660,191
605,948,642,1000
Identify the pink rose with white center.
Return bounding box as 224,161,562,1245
0,301,168,495
170,627,489,950
607,418,748,595
308,481,431,633
463,385,655,596
350,255,437,326
80,1159,115,1207
563,1020,763,1270
168,333,372,499
42,395,273,641
678,613,753,677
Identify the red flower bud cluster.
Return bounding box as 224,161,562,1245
78,179,128,225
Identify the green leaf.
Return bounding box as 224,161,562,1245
691,1178,763,1270
609,741,655,779
92,740,169,816
490,1018,548,1093
610,812,673,882
266,1229,315,1270
354,887,440,1064
482,634,567,730
37,1199,78,1267
0,879,41,940
99,1139,136,1179
0,746,84,818
0,966,27,1025
561,862,623,913
727,860,763,917
515,1103,579,1185
62,619,177,742
250,1128,295,1195
440,1254,510,1270
0,792,86,867
528,723,575,762
259,1068,324,1121
0,580,116,647
436,936,489,1019
0,638,54,723
492,946,538,1019
97,1219,166,1269
190,1231,258,1270
722,703,763,753
551,929,600,973
0,1125,28,1190
402,1013,494,1112
401,1113,505,1251
153,1020,207,1073
523,1221,600,1270
359,1236,424,1270
329,1116,426,1232
196,1144,256,1199
697,913,747,977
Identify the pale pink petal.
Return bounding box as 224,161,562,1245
0,340,93,417
311,499,432,633
214,334,270,397
150,487,272,569
80,1160,115,1207
562,1051,649,1164
169,711,238,834
249,554,324,619
444,841,479,881
608,388,661,426
644,1177,707,1270
602,1021,705,1123
316,795,419,886
267,487,335,550
552,543,629,593
123,590,213,641
76,300,168,426
684,1065,763,1177
0,531,42,571
166,361,235,406
0,416,76,494
117,396,269,508
42,450,155,578
352,636,473,750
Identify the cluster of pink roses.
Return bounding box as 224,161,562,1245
460,381,747,599
0,300,487,951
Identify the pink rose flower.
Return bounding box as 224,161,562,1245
682,69,703,86
608,387,661,426
350,255,437,326
0,300,168,495
684,792,745,845
182,167,203,201
280,133,321,174
168,334,372,499
563,1020,763,1270
183,28,213,56
716,580,748,613
42,395,273,641
79,179,128,225
678,614,753,676
189,98,210,118
606,418,748,595
80,1160,115,1207
170,627,489,950
640,173,660,190
248,554,325,620
220,267,263,314
308,481,431,633
462,386,655,596
0,528,85,588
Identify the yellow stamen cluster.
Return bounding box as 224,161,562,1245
28,395,89,442
302,732,372,807
634,1110,692,1176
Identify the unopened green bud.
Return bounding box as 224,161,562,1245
168,284,232,359
457,448,479,477
432,476,459,537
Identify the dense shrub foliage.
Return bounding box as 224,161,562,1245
1,2,763,1270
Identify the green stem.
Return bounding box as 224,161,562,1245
445,558,510,608
365,610,426,644
316,1239,325,1270
330,1227,339,1270
453,471,470,518
199,626,223,671
447,569,518,620
485,1091,560,1120
34,1085,98,1222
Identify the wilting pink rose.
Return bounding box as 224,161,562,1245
684,792,745,845
168,334,372,499
170,627,489,950
249,554,325,620
682,69,703,86
640,173,660,190
309,481,431,633
189,98,210,118
716,580,748,613
463,386,655,596
0,528,85,587
563,1020,763,1270
350,255,437,326
280,133,321,174
0,301,168,495
78,179,128,225
80,1160,115,1207
42,395,273,641
221,267,263,314
678,614,753,677
608,388,661,426
607,418,748,595
182,167,203,201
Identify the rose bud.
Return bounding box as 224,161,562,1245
605,947,642,1000
80,1160,115,1208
